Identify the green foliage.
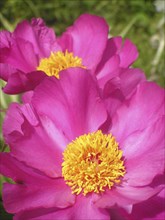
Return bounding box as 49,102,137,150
0,0,164,219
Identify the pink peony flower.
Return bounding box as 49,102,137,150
0,14,144,95
0,68,164,219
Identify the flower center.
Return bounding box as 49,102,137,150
62,130,126,196
37,50,85,78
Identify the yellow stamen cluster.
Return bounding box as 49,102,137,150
62,130,126,196
37,50,85,78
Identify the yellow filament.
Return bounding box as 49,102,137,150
37,50,85,78
62,130,126,196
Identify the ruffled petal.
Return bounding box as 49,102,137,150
118,68,146,97
0,30,13,48
119,39,138,68
3,103,66,177
0,153,75,214
130,189,165,220
14,194,110,220
32,68,107,140
21,91,34,104
0,153,53,185
96,55,120,88
123,117,165,186
58,14,109,70
2,70,46,94
2,179,74,214
14,18,60,58
99,37,123,65
97,37,138,72
0,63,16,81
95,184,163,209
1,38,38,72
111,82,164,143
103,68,145,117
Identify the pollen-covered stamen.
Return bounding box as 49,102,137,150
37,50,86,78
62,130,126,196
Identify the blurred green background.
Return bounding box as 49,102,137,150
0,0,164,219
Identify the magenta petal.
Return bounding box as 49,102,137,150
111,82,165,143
2,70,46,94
3,103,24,140
14,18,60,58
2,71,32,94
46,194,110,220
0,153,75,214
0,63,16,81
1,38,38,72
96,55,120,88
119,39,138,68
123,117,164,186
13,208,58,220
109,206,133,220
99,37,123,65
59,14,109,70
118,68,146,97
3,103,64,177
95,184,163,209
0,30,13,48
3,178,74,214
97,37,138,71
14,194,110,220
57,32,73,53
0,19,61,94
130,189,165,220
101,68,145,117
32,68,107,140
0,153,53,185
21,91,34,104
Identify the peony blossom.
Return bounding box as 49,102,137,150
0,68,164,220
0,14,144,95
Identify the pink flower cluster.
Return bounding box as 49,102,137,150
0,14,164,220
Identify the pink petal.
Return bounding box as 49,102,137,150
21,91,34,104
130,189,165,220
14,194,110,220
123,117,165,186
2,71,33,94
3,179,74,214
14,208,59,220
104,79,125,117
96,55,120,88
101,67,145,99
103,68,145,117
0,30,13,48
0,63,16,81
97,37,138,71
99,37,123,65
111,82,165,143
2,70,46,95
3,103,24,139
1,38,38,72
95,184,163,209
109,206,133,220
118,68,146,97
14,18,60,58
32,68,107,140
3,103,66,177
0,153,53,185
58,14,109,70
119,39,138,68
